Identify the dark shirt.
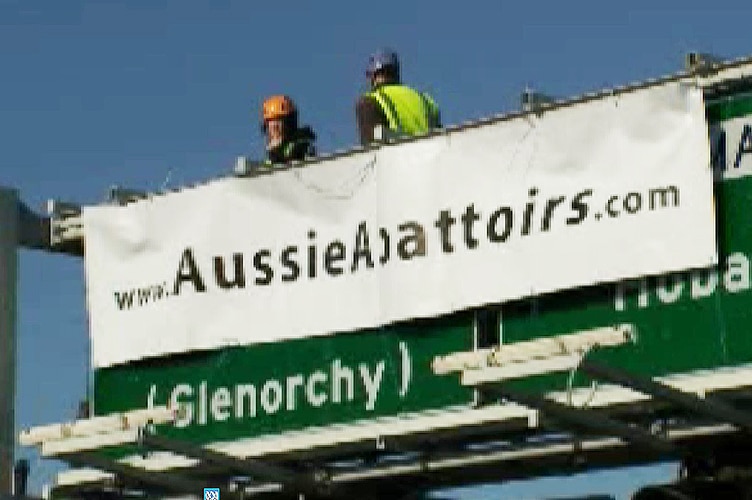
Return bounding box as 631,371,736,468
266,126,316,164
356,94,389,146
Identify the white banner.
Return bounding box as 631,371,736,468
84,82,716,368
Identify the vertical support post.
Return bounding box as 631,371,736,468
0,187,18,495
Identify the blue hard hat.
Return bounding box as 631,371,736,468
367,49,400,76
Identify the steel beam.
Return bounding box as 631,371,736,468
487,386,677,456
0,187,18,495
580,360,752,432
142,433,337,498
65,451,238,499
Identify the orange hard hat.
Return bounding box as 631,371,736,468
262,95,296,122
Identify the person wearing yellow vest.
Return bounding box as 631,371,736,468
356,49,441,145
262,95,316,165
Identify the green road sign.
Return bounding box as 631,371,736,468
499,92,752,391
94,312,474,443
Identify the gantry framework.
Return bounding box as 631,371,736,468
9,52,752,499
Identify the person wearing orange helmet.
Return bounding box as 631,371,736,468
261,95,316,164
356,49,441,145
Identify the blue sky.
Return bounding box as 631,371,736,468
2,0,750,497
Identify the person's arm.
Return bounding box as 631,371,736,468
297,126,316,160
356,95,388,145
288,138,316,162
266,142,287,164
422,93,442,129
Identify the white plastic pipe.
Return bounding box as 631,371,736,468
19,406,175,446
433,324,635,375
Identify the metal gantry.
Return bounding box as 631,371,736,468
15,326,752,499
10,51,752,499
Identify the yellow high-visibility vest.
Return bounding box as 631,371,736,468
367,84,440,136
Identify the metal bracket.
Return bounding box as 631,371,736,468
46,199,83,255
685,52,726,75
521,88,558,114
108,186,148,206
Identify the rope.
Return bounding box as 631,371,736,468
565,344,600,409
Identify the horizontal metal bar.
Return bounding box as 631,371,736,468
65,451,237,499
580,361,752,433
329,422,735,494
54,423,739,499
488,386,677,456
142,434,334,498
